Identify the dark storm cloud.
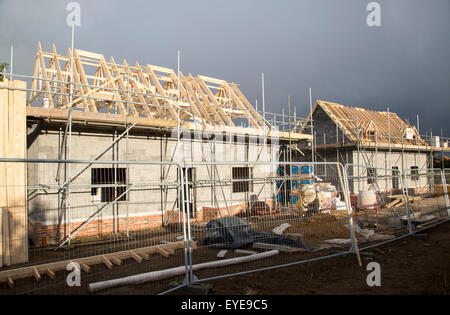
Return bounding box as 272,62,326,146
1,0,449,136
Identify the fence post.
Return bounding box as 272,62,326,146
401,169,414,234
341,163,362,267
0,206,2,268
184,165,196,284
440,169,450,216
177,163,191,286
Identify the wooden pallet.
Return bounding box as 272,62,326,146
0,240,194,288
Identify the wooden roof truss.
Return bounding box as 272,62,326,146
299,100,427,146
29,42,266,130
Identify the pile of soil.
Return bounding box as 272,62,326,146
286,213,351,244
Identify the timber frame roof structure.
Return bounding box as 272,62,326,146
28,42,310,140
297,100,449,151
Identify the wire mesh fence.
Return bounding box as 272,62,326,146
403,168,449,233
444,168,450,184
345,164,450,252
0,159,189,295
2,60,450,295
443,168,450,216
182,162,358,285
345,164,413,249
1,159,449,295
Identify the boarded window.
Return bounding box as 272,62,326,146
91,168,128,202
232,167,252,193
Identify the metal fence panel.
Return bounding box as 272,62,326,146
403,168,449,233
345,164,450,252
183,162,359,284
3,158,449,295
444,168,450,216
345,164,413,248
0,158,188,295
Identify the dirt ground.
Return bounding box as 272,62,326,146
1,214,449,295
201,221,450,295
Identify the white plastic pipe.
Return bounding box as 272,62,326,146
88,250,279,293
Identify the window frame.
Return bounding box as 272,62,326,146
411,166,419,181
91,167,128,203
232,167,253,193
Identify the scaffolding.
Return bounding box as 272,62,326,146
29,42,269,131
0,43,312,251
296,100,450,196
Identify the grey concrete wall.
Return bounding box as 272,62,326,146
312,106,351,145
27,127,279,225
349,150,429,193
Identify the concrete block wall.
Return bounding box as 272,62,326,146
29,199,275,246
26,126,278,244
350,150,430,193
312,106,351,145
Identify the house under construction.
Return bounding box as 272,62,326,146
0,43,312,266
0,43,448,272
296,100,450,193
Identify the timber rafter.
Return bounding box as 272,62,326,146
297,100,429,147
29,42,267,130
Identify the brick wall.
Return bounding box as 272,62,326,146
29,200,274,246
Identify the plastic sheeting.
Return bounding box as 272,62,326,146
204,216,312,250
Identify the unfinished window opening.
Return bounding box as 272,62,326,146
232,167,253,193
392,166,400,190
367,167,376,184
367,130,376,140
177,167,196,219
91,168,128,203
411,166,419,181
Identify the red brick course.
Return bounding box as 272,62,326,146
29,200,274,246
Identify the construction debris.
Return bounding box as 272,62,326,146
361,229,376,239
272,223,291,235
204,216,312,250
217,250,228,258
314,238,353,251
248,201,272,216
252,243,295,252
234,249,258,255
204,217,254,249
369,234,395,241
285,233,305,244
321,239,352,246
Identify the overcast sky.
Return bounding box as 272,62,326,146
1,0,449,137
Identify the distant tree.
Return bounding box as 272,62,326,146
0,63,9,82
